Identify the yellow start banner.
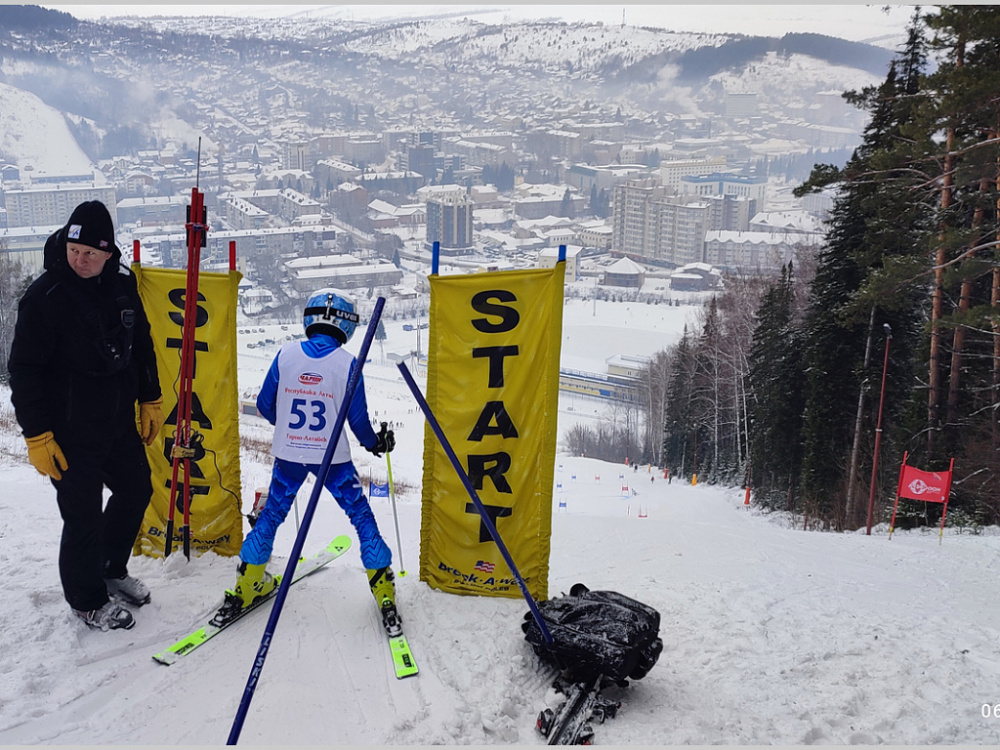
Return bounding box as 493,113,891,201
419,263,565,601
132,266,244,558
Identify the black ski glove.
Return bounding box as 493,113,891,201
368,422,395,457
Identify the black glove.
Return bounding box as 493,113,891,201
368,422,395,456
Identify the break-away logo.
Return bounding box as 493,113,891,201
907,477,943,496
438,561,520,592
299,372,323,386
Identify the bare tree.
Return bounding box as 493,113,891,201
0,241,28,382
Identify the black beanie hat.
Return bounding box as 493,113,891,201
65,200,117,253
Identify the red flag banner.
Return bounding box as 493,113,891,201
898,464,951,504
889,452,955,541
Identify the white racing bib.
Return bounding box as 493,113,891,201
270,342,354,464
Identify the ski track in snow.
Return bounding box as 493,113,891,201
2,459,999,745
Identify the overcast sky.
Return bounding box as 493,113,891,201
42,4,918,46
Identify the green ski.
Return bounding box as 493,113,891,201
153,535,352,665
388,633,418,679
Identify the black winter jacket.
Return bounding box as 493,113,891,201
8,226,161,442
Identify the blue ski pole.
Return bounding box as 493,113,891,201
227,297,386,745
396,362,553,644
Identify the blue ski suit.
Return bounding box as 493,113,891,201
242,333,391,570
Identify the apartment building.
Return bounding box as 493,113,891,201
703,230,821,276
679,171,768,206
659,156,727,192
285,255,403,293
425,192,474,251
315,159,363,192
611,177,710,267
0,224,62,275
225,196,269,230
117,195,188,227
5,182,118,228
134,224,337,270
566,163,653,194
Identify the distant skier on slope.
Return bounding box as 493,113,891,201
219,288,401,635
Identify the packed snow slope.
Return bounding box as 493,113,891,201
1,454,999,745
0,80,94,178
0,297,999,745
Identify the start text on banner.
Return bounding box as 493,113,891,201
419,264,565,600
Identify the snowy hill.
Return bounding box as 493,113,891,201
0,296,998,744
0,80,93,178
114,11,886,90
0,7,890,173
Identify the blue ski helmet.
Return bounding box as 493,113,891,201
302,288,359,344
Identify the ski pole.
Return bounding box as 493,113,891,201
397,362,553,644
227,297,385,745
385,451,405,576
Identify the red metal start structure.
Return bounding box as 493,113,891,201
166,186,207,559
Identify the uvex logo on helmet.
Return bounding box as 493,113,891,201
299,372,323,385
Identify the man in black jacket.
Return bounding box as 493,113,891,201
8,200,164,631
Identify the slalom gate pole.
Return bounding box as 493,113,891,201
938,457,955,545
385,452,406,576
181,188,206,559
888,451,907,540
227,297,385,745
396,362,553,644
166,186,207,558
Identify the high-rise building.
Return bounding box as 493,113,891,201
401,142,437,180
425,193,474,252
611,177,665,259
679,171,767,233
611,177,710,266
704,193,756,232
655,200,710,267
281,139,311,171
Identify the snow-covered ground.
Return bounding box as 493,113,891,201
1,295,999,745
0,80,94,179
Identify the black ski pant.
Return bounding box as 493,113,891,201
51,419,152,612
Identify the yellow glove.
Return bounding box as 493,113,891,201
139,398,165,446
25,431,68,480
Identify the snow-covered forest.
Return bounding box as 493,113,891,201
611,8,1000,533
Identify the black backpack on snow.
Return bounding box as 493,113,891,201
522,583,663,685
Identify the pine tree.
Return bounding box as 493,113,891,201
747,264,805,511
691,298,725,481
907,5,1000,514
560,187,574,219
795,11,930,528
919,7,1000,456
662,328,696,478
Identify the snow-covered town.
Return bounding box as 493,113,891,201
1,4,903,309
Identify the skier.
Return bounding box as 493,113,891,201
220,289,400,634
8,200,163,631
